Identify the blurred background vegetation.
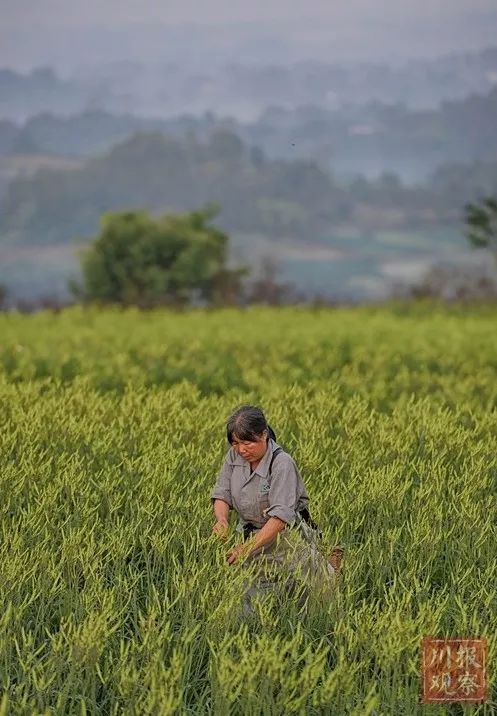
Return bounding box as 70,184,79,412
1,11,497,308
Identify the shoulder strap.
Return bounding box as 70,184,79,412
268,447,283,478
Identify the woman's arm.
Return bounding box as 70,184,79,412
227,516,286,564
213,498,230,524
210,453,233,508
211,452,233,540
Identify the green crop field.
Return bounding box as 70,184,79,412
0,304,496,714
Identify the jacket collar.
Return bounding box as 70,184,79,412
231,438,280,476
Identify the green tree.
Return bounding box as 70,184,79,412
464,196,497,258
72,205,247,307
0,283,7,310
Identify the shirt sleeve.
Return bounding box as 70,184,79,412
210,451,233,508
265,454,300,525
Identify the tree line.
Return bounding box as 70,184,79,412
71,196,497,308
1,195,496,310
2,129,497,249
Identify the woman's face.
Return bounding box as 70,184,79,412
231,430,268,463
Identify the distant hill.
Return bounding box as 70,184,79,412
0,67,87,121
1,46,497,122
0,131,341,246
2,129,496,251
0,110,221,159
245,88,497,182
2,83,496,184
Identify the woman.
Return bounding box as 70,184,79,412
210,404,340,617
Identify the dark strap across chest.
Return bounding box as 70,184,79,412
268,446,283,476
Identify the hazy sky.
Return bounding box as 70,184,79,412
3,0,495,26
2,0,496,70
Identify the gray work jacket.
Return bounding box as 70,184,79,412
210,438,309,530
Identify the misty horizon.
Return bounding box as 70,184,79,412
1,0,497,72
1,0,496,305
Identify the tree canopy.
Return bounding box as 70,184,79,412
464,196,497,257
74,206,247,307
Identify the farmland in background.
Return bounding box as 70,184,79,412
1,305,496,713
0,226,483,305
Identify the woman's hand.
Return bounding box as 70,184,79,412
227,543,250,565
227,517,287,565
212,519,229,541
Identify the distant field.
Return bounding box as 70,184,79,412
0,243,82,303
235,227,482,300
1,305,496,713
0,226,484,304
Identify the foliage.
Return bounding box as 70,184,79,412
2,83,497,172
0,130,340,246
5,130,497,249
75,206,247,307
0,305,496,713
464,196,497,256
408,263,497,301
404,195,497,302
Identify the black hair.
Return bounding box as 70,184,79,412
226,405,276,444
